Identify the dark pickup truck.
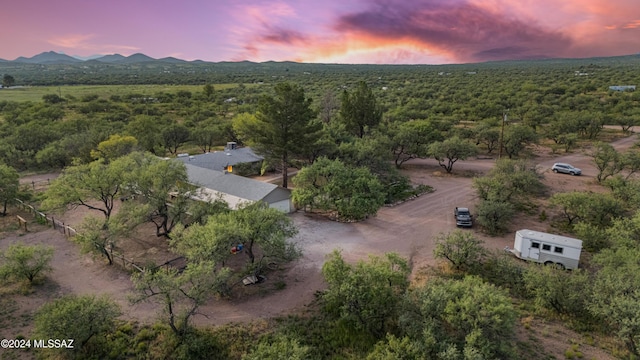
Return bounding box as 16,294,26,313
454,207,473,227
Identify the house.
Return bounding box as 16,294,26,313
175,142,263,173
609,85,636,92
183,163,293,213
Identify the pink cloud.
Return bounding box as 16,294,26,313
623,20,640,29
48,34,96,49
2,0,639,64
48,34,139,54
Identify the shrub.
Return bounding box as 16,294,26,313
0,243,54,284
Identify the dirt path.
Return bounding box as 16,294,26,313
3,134,636,359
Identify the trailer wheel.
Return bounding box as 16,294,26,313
544,261,554,266
555,263,565,270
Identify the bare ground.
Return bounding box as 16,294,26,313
2,132,637,359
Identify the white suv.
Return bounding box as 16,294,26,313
552,163,581,176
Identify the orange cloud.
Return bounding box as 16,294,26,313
623,20,640,29
231,0,640,63
331,1,572,62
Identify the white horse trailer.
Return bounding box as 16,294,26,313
509,229,582,270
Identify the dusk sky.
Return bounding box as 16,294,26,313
2,0,640,64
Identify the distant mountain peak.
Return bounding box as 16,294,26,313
9,51,166,65
14,51,81,64
94,54,126,63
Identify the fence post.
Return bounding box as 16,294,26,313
17,215,27,232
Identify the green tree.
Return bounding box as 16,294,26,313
42,156,132,221
90,134,138,161
192,124,218,153
125,115,167,155
621,149,640,179
434,230,486,272
74,212,138,265
614,114,640,134
549,191,623,228
231,112,259,145
604,176,640,209
123,152,190,237
33,295,121,354
319,89,340,123
41,93,65,104
203,84,215,100
501,124,537,159
237,83,320,188
35,134,95,168
0,163,19,216
523,265,591,317
391,120,443,168
429,136,478,173
242,335,311,360
402,276,516,359
603,211,640,249
340,81,382,138
2,74,15,88
338,133,393,176
573,222,610,252
322,251,410,337
475,200,515,235
292,157,385,221
366,334,424,360
589,247,640,356
475,159,544,202
0,243,54,284
162,123,191,155
10,120,61,155
172,202,299,270
131,260,231,336
592,142,624,183
474,123,500,154
556,133,579,153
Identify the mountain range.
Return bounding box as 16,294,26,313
1,51,196,65
0,51,640,65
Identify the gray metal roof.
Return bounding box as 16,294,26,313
175,147,263,172
183,163,283,202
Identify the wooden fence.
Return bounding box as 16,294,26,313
23,178,52,192
14,198,77,237
13,198,145,273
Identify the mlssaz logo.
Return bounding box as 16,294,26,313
34,339,74,349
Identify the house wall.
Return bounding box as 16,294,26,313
192,187,294,213
193,188,252,210
269,198,293,213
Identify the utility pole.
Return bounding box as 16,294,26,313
498,110,508,159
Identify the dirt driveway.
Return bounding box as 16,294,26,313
2,133,636,359
0,157,495,327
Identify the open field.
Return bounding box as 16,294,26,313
0,84,246,102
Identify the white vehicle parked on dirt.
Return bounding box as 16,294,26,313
552,163,581,176
506,229,582,270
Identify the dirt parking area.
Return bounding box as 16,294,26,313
2,133,636,359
